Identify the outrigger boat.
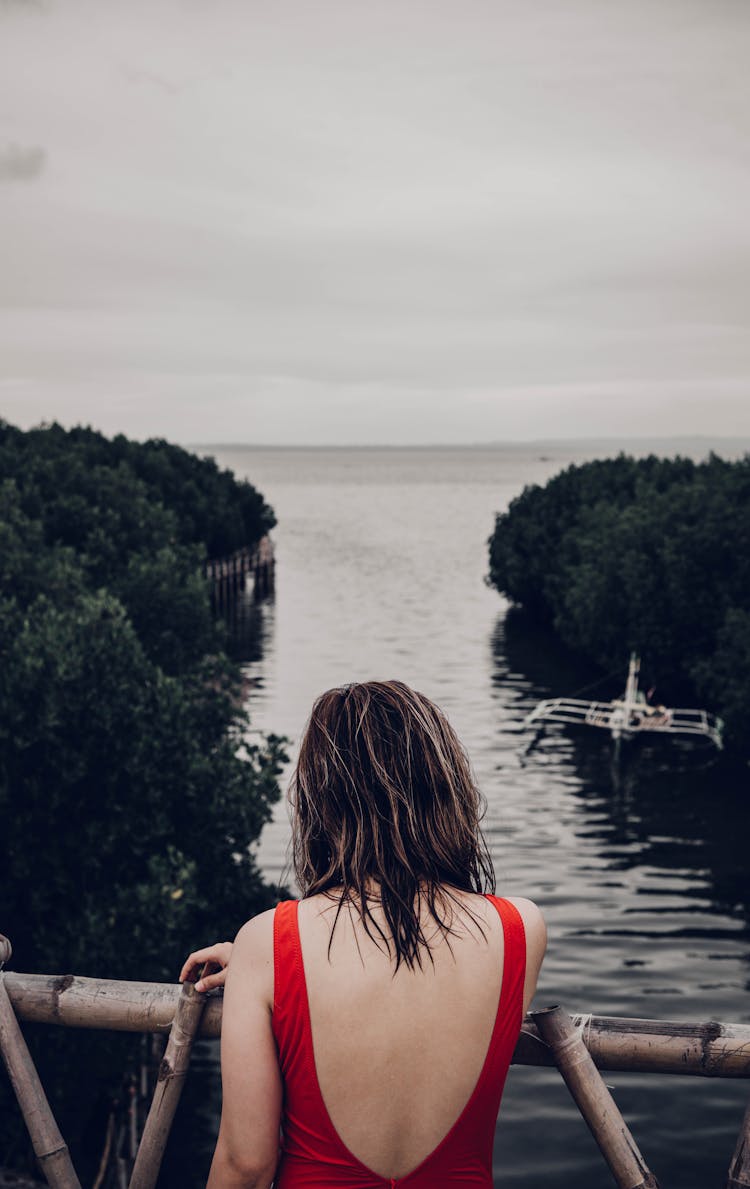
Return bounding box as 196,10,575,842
524,653,723,749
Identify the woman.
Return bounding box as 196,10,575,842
181,680,546,1188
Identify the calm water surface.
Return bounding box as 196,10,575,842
208,445,750,1189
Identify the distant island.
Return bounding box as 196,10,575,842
192,436,750,458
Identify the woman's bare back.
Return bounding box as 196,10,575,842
297,889,545,1180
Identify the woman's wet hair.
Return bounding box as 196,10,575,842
290,680,496,970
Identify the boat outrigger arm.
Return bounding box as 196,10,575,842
524,654,724,749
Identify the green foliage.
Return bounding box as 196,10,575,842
0,420,275,558
488,453,750,750
1,590,285,977
0,422,284,1171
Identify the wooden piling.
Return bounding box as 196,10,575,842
0,937,81,1189
533,1005,659,1189
128,969,208,1189
727,1098,750,1188
205,540,274,610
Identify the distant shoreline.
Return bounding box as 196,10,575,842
193,436,750,455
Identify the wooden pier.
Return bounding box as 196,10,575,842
204,534,275,609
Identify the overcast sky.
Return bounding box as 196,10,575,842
1,0,749,445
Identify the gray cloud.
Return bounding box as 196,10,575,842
0,143,46,182
0,0,748,443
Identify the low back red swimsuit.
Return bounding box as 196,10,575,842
272,895,526,1188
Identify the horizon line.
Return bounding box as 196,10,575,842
190,433,750,451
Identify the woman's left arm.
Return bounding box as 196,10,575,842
207,909,282,1189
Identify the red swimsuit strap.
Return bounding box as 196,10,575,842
481,895,527,1064
273,897,300,1008
273,899,309,1064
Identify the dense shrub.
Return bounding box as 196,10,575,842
488,454,750,750
0,422,284,1173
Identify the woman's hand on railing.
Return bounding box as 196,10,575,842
179,942,233,993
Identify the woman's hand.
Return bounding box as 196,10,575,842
180,942,233,993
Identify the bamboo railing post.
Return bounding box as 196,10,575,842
727,1098,750,1187
128,969,208,1189
533,1005,660,1189
0,936,82,1189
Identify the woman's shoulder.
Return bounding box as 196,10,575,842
444,888,547,948
234,905,278,946
499,896,547,974
229,908,278,1005
501,895,546,930
454,889,546,928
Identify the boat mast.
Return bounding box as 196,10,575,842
623,652,640,714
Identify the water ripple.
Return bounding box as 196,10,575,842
212,446,750,1189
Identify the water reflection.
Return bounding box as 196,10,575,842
493,605,749,1005
220,582,276,665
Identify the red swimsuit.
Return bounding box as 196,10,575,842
272,895,526,1188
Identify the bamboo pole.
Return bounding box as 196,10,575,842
6,971,750,1080
0,937,81,1189
533,1005,659,1189
727,1098,750,1188
556,1011,750,1078
128,969,208,1189
4,972,223,1038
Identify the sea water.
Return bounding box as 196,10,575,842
202,443,750,1189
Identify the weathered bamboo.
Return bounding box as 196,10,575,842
727,1098,750,1188
4,972,223,1038
128,971,208,1189
556,1011,750,1078
5,971,750,1081
533,1005,659,1189
0,938,81,1189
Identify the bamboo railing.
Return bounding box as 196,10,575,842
2,957,750,1188
6,971,750,1079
